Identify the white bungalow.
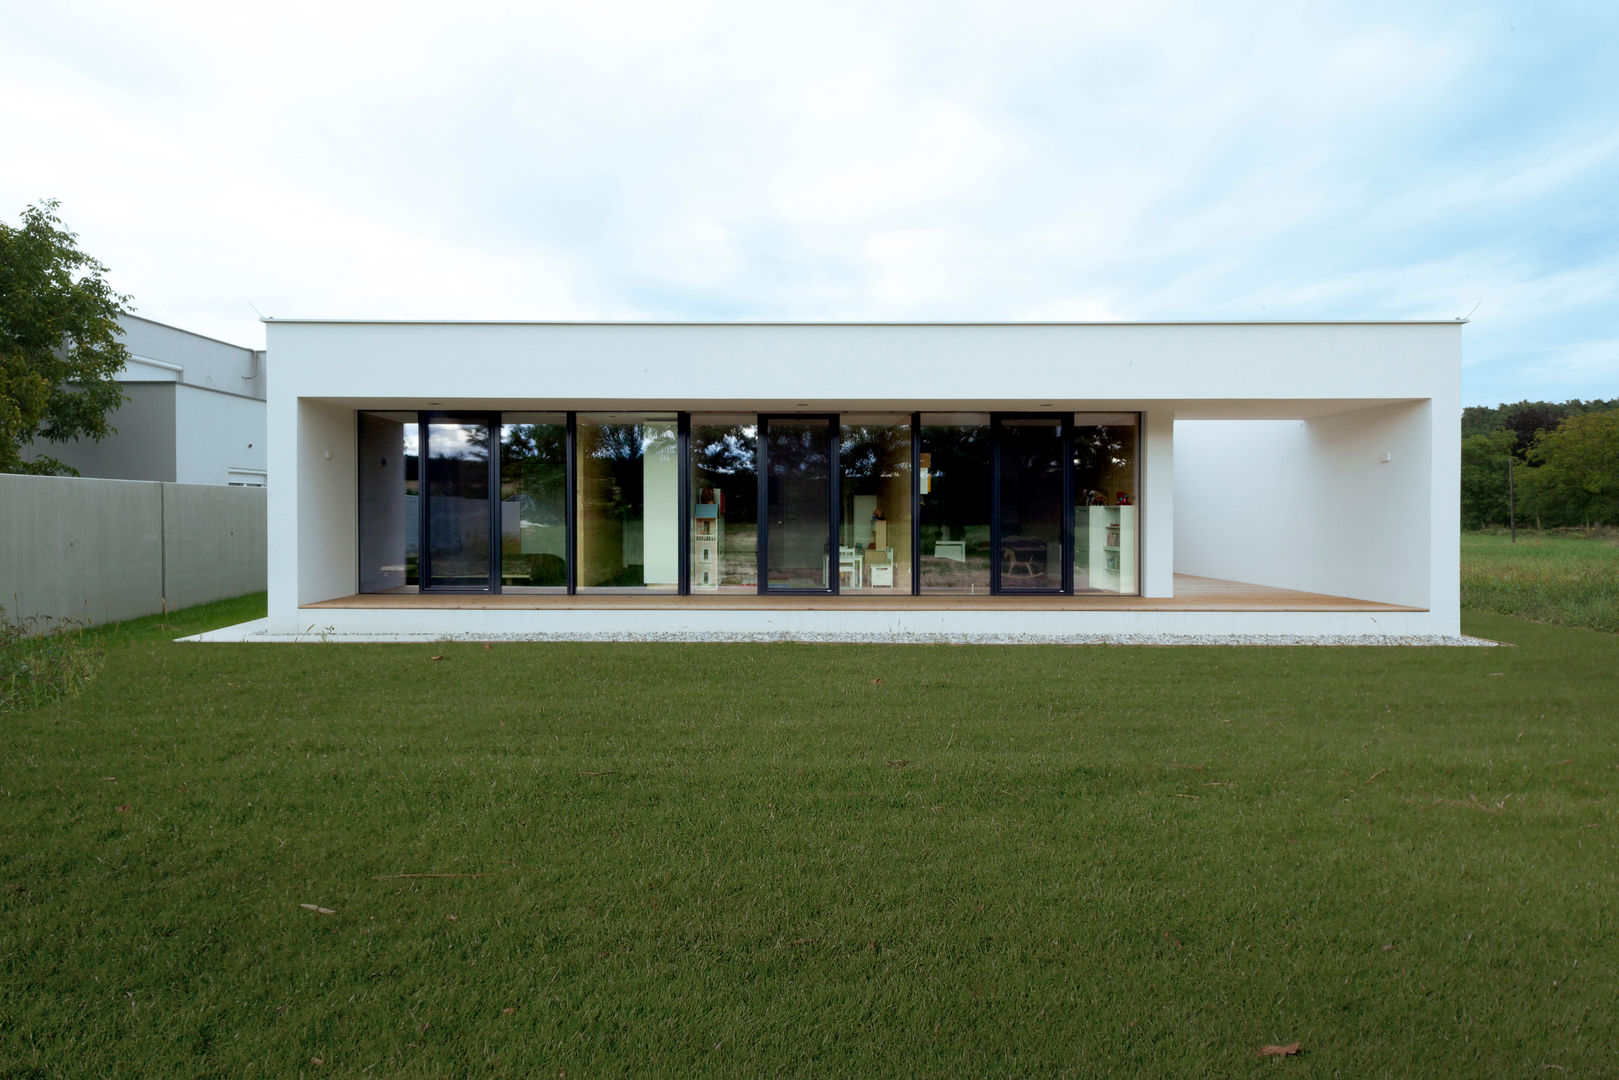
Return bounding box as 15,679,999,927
242,320,1460,642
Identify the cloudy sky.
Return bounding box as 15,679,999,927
3,0,1615,407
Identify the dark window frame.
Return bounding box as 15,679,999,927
756,413,841,596
418,411,500,594
355,407,1144,601
989,412,1073,597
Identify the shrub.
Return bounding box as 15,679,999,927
0,607,105,712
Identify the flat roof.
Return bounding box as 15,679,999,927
261,317,1467,327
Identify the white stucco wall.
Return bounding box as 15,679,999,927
120,314,265,400
174,385,267,486
1173,401,1445,615
263,321,1457,408
1140,410,1175,598
267,397,355,620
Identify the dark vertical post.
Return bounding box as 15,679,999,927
989,414,1002,596
417,415,430,590
353,411,361,594
1061,415,1074,595
910,411,922,596
1508,454,1516,543
828,416,841,596
489,414,501,593
565,411,577,594
756,418,769,595
677,412,691,594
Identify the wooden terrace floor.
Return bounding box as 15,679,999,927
305,575,1423,613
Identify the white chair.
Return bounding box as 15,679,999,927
838,546,863,590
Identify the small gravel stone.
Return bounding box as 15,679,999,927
185,624,1497,647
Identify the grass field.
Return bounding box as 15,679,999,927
1462,529,1619,633
2,592,1616,1077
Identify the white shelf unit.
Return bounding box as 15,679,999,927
1085,505,1138,593
692,504,724,590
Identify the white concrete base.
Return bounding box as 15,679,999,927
182,609,1487,645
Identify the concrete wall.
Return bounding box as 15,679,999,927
0,474,265,629
161,481,269,609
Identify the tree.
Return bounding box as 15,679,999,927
1459,428,1516,528
1526,409,1619,527
0,200,130,475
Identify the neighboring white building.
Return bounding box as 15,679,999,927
248,320,1461,642
28,314,267,487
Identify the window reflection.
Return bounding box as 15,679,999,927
998,417,1064,592
425,420,492,589
500,414,568,592
763,418,833,590
690,415,758,592
1073,413,1140,594
839,414,911,592
576,414,679,592
919,413,992,594
358,411,418,592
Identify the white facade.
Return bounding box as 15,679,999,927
261,320,1461,641
28,314,267,487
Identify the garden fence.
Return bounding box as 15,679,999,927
0,474,265,630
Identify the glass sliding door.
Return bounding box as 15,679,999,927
995,416,1067,593
919,413,992,594
576,413,679,592
761,417,835,592
500,414,568,592
422,416,495,590
358,411,419,592
839,414,911,592
1073,413,1140,594
690,415,758,592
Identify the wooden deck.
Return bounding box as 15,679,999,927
305,575,1423,613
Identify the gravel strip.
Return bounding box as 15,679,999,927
185,627,1498,647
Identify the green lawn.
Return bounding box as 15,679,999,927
1462,530,1619,633
2,593,1616,1077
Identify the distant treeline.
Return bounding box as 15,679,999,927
1461,399,1619,528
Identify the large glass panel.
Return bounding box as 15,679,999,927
919,413,992,594
357,411,418,592
500,414,568,593
425,419,492,589
576,413,679,592
690,415,758,593
839,414,911,593
764,418,833,591
1073,413,1140,594
998,417,1065,592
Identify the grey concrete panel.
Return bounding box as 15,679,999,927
161,483,268,609
26,383,178,482
0,474,164,628
0,475,267,631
